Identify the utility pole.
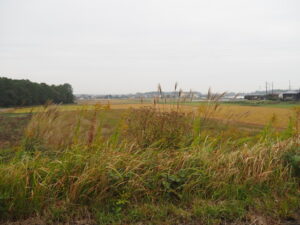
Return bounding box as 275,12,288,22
289,80,291,91
272,82,274,94
265,82,268,95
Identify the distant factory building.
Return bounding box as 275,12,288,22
281,91,300,101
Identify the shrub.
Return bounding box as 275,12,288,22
122,107,193,149
283,146,300,178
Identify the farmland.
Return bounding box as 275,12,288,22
0,99,300,225
6,99,298,128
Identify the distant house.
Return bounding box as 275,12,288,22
244,94,265,100
281,91,300,101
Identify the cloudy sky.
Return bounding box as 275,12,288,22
0,0,299,94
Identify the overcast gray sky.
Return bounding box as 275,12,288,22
0,0,300,94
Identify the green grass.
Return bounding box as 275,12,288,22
0,114,31,148
0,104,299,224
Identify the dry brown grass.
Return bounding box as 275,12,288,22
1,100,300,224
108,103,292,128
23,104,114,150
10,96,295,129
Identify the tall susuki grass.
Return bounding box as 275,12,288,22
122,107,193,149
23,103,111,152
0,86,300,224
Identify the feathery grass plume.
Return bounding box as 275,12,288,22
173,82,178,106
87,104,101,146
176,89,183,111
178,89,183,98
189,89,194,102
157,83,166,110
182,94,187,105
233,93,240,100
158,83,163,99
207,87,212,100
197,89,226,125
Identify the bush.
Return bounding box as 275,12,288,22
122,107,193,149
283,146,300,177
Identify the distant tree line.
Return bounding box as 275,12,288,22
0,77,74,107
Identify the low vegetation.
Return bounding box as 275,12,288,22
0,93,300,224
0,114,31,149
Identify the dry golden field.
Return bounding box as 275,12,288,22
206,105,293,128
83,99,296,128
109,104,292,128
5,100,295,129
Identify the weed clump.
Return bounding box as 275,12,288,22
122,107,193,149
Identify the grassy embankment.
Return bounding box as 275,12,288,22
0,98,300,224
